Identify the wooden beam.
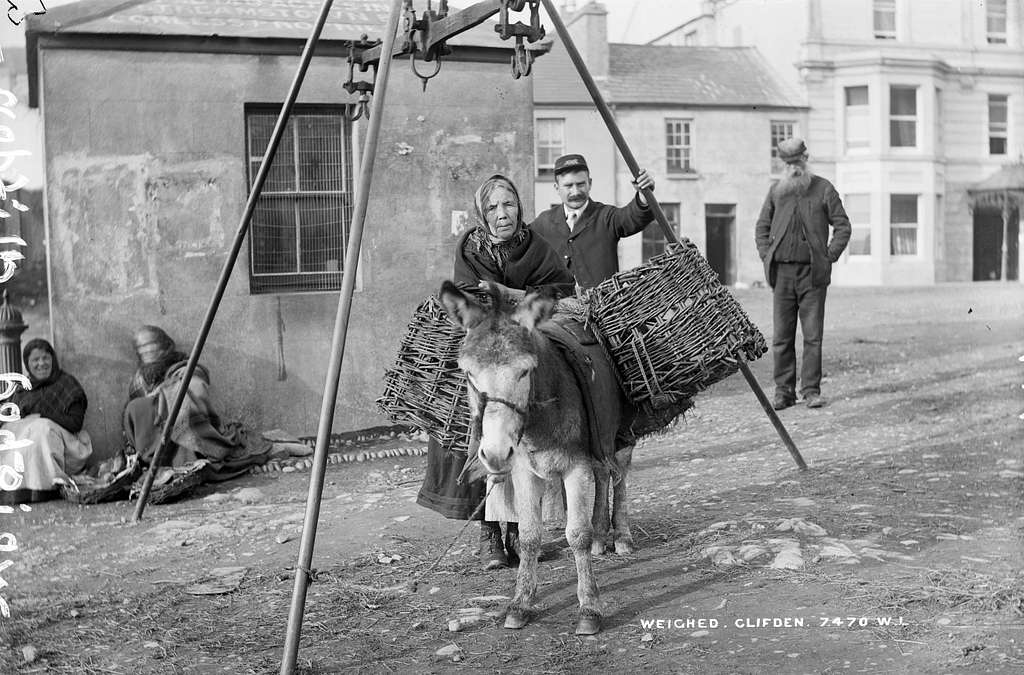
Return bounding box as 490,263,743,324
358,0,502,65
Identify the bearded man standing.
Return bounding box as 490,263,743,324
755,138,851,411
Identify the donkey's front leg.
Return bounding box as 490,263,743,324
564,461,602,634
504,471,544,630
611,445,635,555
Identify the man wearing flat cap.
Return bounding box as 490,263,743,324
531,154,656,290
755,137,851,410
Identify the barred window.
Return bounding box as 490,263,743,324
642,203,680,262
245,105,353,294
770,120,796,174
666,119,694,174
989,94,1008,155
536,118,565,176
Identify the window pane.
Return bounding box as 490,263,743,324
246,108,352,293
890,194,917,223
298,195,348,273
297,115,346,192
873,0,896,37
642,203,679,262
844,194,871,256
989,95,1008,124
770,120,795,172
845,86,869,106
251,199,298,274
849,229,871,256
990,137,1008,155
666,119,693,172
890,87,916,115
249,114,296,191
987,0,1007,42
890,120,916,147
536,118,564,171
890,228,917,255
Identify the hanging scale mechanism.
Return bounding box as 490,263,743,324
343,34,380,121
405,0,451,91
351,0,546,95
496,0,545,79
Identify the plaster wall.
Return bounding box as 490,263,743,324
40,47,534,457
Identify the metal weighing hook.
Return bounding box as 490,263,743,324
410,48,442,91
343,34,379,121
511,37,533,79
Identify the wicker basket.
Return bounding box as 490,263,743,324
130,460,208,505
60,454,141,504
583,240,767,415
377,294,475,452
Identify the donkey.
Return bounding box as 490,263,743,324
439,281,634,635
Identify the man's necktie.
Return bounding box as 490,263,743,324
567,212,577,232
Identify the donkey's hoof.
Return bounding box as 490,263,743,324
575,612,602,635
504,609,530,630
614,539,636,555
591,540,608,556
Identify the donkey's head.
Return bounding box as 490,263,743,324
439,281,556,475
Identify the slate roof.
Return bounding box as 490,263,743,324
535,42,806,109
25,0,504,47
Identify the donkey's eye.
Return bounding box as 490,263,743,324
516,369,530,381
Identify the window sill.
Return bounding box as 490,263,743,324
666,171,700,181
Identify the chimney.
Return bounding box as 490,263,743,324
565,2,609,79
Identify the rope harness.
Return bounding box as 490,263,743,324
466,374,530,446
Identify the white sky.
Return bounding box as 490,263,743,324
595,0,702,43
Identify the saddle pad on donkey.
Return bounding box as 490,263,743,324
539,315,625,466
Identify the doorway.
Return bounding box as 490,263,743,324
705,203,736,285
973,206,1019,281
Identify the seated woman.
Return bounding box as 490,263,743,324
0,338,93,504
417,174,575,570
122,326,271,483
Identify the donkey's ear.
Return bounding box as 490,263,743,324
439,280,485,329
513,288,557,332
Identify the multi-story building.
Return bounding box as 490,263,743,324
651,0,1024,284
533,2,806,286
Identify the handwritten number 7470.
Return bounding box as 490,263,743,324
8,0,47,26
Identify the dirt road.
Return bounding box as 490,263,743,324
1,283,1022,674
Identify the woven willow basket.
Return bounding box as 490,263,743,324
377,294,475,452
60,454,141,504
583,240,767,413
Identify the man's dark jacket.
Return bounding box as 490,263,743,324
754,175,852,288
531,195,653,289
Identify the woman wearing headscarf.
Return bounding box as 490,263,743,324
0,338,93,503
417,174,574,570
122,326,271,483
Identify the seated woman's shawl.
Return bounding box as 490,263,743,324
1,341,93,504
123,362,271,482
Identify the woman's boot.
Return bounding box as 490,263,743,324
504,521,520,567
479,520,507,570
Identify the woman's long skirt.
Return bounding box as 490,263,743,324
0,415,93,504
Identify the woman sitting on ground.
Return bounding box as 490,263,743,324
122,325,271,483
0,338,93,504
416,174,575,570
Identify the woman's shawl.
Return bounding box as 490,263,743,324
123,362,270,482
454,227,575,297
11,371,88,434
